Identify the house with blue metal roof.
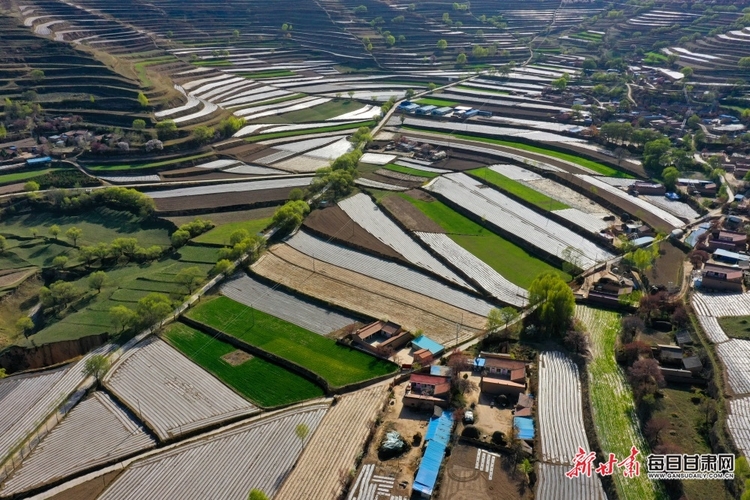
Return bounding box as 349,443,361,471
413,409,453,498
412,335,444,357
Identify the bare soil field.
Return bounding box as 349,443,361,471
381,196,444,233
646,240,685,288
437,153,489,171
153,187,293,213
46,470,123,500
526,178,613,216
439,444,531,500
303,206,407,262
252,245,485,344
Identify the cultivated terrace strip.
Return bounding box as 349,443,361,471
104,337,259,442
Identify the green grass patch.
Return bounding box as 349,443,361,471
402,127,633,178
175,244,220,264
396,193,569,287
253,99,360,124
163,323,324,407
414,97,459,107
381,163,437,179
650,386,733,500
576,306,658,500
0,206,172,248
186,296,397,387
0,167,57,186
86,153,214,172
717,316,750,340
194,217,272,245
134,56,178,87
643,52,668,63
246,121,374,143
469,167,569,210
238,70,294,79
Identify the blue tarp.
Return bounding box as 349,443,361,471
473,358,486,369
412,335,444,356
514,416,535,440
414,410,453,497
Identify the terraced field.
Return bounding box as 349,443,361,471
251,244,486,345
575,306,657,500
97,405,329,500
185,296,397,388
274,384,387,500
104,336,259,441
0,392,155,496
162,323,325,407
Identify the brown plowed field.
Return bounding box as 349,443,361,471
381,195,444,233
252,245,485,344
275,384,388,500
303,206,407,263
154,187,292,213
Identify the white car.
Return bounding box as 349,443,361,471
463,410,474,424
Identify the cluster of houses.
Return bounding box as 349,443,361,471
655,331,704,385
688,216,749,292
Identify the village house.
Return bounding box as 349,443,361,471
478,353,528,396
707,229,747,253
701,263,744,293
587,270,634,306
350,320,412,357
403,373,451,410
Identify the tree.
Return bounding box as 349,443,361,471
230,229,251,246
661,166,679,190
295,422,310,443
518,458,533,485
16,316,34,337
405,88,415,99
628,358,665,402
456,53,467,65
137,92,149,108
156,119,178,140
740,57,750,70
486,307,519,338
193,125,215,144
213,259,233,275
23,181,39,193
48,225,61,240
29,69,45,83
551,73,570,91
248,490,269,500
83,354,110,386
52,255,68,270
233,29,240,39
0,124,6,140
288,188,304,201
436,39,448,50
135,293,173,326
0,235,5,254
88,271,108,293
65,227,82,247
642,138,671,173
132,119,146,131
218,116,246,137
272,200,310,230
564,328,588,354
171,229,191,248
176,266,203,294
681,66,694,78
110,304,137,332
352,126,372,147
527,272,575,336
